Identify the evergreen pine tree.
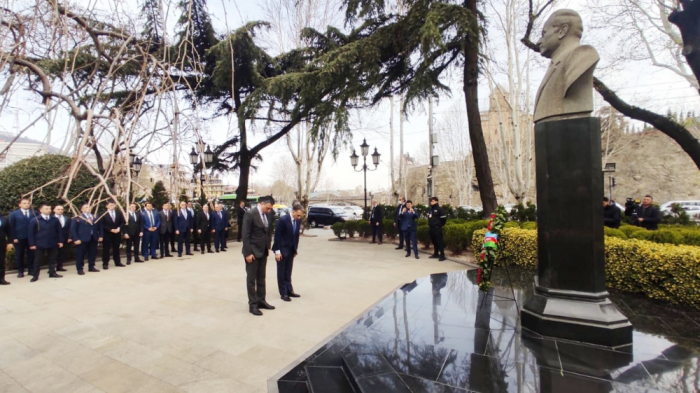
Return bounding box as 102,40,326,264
175,0,218,71
150,181,170,208
141,0,165,52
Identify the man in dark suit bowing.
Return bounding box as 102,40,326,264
53,205,71,272
28,204,64,281
100,200,126,269
124,203,143,264
174,201,194,257
71,203,103,274
0,213,11,285
196,204,213,254
273,204,303,302
241,195,275,316
369,199,383,244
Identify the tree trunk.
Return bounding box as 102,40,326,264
237,152,251,202
464,0,497,215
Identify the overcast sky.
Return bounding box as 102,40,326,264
3,0,698,197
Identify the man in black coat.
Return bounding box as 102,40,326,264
634,195,662,231
242,196,276,316
394,196,406,250
53,205,71,272
237,200,246,242
369,200,383,244
196,204,213,254
273,205,303,302
0,214,10,285
28,204,64,281
603,197,621,229
187,201,199,251
159,203,175,258
100,200,126,269
428,197,447,261
124,203,144,264
71,204,103,274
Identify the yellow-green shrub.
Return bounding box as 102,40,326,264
472,228,700,308
604,227,627,239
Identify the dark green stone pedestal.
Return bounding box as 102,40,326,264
521,117,632,348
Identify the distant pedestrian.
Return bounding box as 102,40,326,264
428,197,447,261
603,197,621,229
369,200,383,244
400,200,419,259
394,196,406,250
633,195,661,231
237,200,246,242
187,202,199,251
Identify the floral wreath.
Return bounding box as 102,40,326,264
477,206,508,291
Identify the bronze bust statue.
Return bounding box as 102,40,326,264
533,9,599,123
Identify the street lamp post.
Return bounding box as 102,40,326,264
603,162,617,201
190,145,215,202
128,155,142,203
350,139,380,220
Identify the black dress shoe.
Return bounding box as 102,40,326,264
258,301,275,310
135,258,144,262
57,268,67,272
405,254,411,258
208,250,215,254
88,268,100,272
215,250,219,253
201,251,205,254
30,277,38,282
178,254,182,257
103,265,109,270
166,254,174,258
151,256,159,260
369,241,376,244
415,255,419,259
143,258,149,261
289,293,300,298
395,246,403,250
78,270,85,275
116,263,126,267
186,253,194,256
429,255,439,259
250,306,263,316
281,296,291,302
221,249,227,252
17,272,24,278
0,279,10,285
439,257,446,261
49,274,63,278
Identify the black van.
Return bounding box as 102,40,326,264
307,206,352,227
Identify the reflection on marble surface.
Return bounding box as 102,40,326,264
277,268,700,393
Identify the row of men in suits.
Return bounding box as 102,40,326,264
241,196,303,316
1,198,232,284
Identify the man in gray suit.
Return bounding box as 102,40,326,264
241,195,276,316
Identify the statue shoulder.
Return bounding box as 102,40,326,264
568,45,599,66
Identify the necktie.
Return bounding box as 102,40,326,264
206,212,209,220
292,218,295,232
218,212,222,219
110,211,115,221
149,212,154,226
262,213,268,226
165,211,168,220
24,210,28,218
131,212,135,222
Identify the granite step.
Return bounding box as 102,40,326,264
306,366,356,393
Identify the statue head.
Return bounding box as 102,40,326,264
537,9,583,59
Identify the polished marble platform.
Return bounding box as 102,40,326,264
274,268,700,393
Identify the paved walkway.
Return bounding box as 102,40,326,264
0,229,467,393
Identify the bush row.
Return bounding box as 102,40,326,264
471,228,700,308
604,224,700,247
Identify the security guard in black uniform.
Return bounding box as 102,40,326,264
428,197,447,261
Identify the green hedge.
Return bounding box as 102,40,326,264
383,219,397,238
471,228,700,308
417,225,431,248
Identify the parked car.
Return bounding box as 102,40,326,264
458,205,482,212
660,200,700,213
342,206,364,218
308,206,353,227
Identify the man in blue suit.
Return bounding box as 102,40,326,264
71,203,103,275
8,198,34,278
211,203,229,252
400,200,419,259
28,204,64,281
141,201,160,260
174,201,194,257
273,205,303,302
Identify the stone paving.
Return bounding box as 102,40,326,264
0,229,466,393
